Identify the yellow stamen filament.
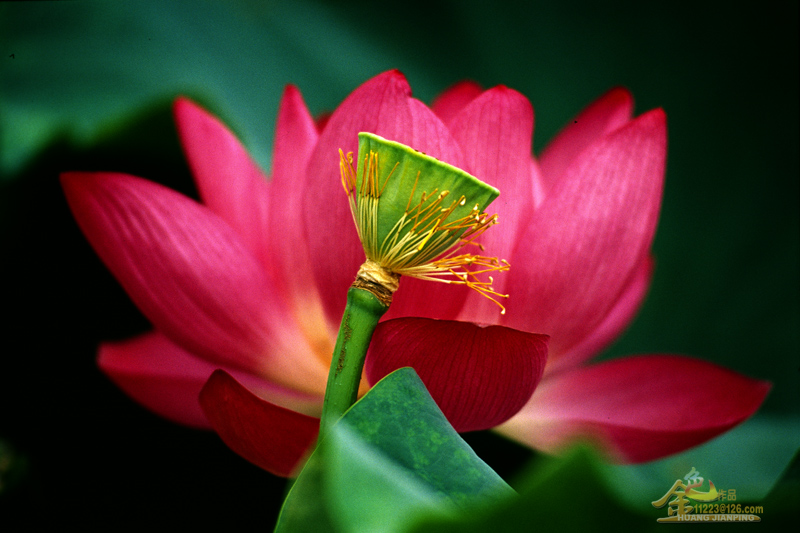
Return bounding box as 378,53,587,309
340,149,509,314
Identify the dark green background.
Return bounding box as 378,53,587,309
1,1,797,528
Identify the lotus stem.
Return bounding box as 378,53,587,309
318,284,389,441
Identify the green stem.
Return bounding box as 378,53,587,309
318,286,388,440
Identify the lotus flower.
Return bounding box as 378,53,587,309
61,70,769,477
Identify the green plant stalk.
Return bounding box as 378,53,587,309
318,286,388,440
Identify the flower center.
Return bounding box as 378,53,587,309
340,133,510,313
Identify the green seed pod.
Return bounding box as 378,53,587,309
341,132,508,311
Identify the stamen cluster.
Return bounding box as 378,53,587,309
340,141,509,313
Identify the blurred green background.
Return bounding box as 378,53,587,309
1,0,797,528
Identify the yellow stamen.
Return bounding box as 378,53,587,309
339,148,509,313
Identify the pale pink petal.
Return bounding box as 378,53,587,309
61,171,283,376
538,87,634,197
199,370,319,477
430,80,483,125
497,355,771,463
503,109,666,358
173,97,272,266
447,86,535,324
547,256,654,374
302,70,464,324
98,332,323,429
365,318,548,433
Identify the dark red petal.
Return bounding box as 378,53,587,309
199,370,319,477
498,355,771,463
365,318,548,433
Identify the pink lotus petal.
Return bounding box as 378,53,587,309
365,318,548,433
98,331,217,429
99,332,324,428
447,86,535,324
315,112,332,132
199,370,319,477
266,86,335,352
503,109,666,358
530,157,547,209
383,98,470,321
498,355,771,463
61,171,281,376
176,93,334,396
302,71,411,324
404,96,465,168
384,276,470,322
173,97,272,266
539,87,634,198
270,85,319,191
547,256,654,374
430,80,483,125
302,70,464,323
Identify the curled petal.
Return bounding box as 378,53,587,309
174,97,272,265
365,318,548,432
539,87,634,197
61,171,279,375
497,355,771,463
504,109,666,359
200,370,319,477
